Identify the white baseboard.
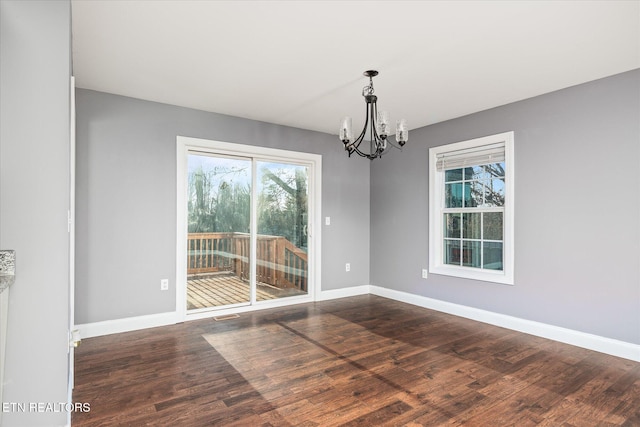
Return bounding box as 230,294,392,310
75,311,179,339
75,285,639,362
318,285,370,301
370,285,640,362
75,286,370,340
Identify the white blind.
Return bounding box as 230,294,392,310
436,142,505,171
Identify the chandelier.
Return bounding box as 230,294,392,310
339,70,408,160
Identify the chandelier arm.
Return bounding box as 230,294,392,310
351,102,379,160
371,101,387,157
372,101,377,150
350,100,370,151
370,103,376,155
351,130,366,150
351,146,373,159
351,145,379,160
350,141,377,159
351,142,374,159
372,137,403,157
385,138,403,150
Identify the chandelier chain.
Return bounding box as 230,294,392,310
362,76,375,97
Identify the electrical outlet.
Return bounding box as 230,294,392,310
325,216,331,225
345,263,351,272
421,269,428,279
160,279,169,290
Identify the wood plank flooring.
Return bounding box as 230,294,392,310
72,295,640,426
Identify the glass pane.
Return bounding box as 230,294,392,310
467,181,484,207
444,213,461,238
445,183,463,208
460,183,476,207
462,240,481,267
470,165,489,180
444,240,461,265
485,162,505,177
483,242,503,270
257,161,309,300
483,212,503,240
484,178,505,207
445,168,463,182
187,154,251,310
463,213,481,239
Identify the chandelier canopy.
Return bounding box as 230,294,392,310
339,70,408,160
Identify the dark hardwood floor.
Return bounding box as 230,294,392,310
72,295,640,426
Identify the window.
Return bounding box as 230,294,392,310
429,132,514,285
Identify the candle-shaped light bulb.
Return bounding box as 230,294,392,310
340,116,352,144
396,119,408,146
377,111,390,137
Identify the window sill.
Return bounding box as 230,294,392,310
429,264,514,285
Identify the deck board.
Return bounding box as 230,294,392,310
187,273,304,309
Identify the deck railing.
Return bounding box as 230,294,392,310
187,232,308,291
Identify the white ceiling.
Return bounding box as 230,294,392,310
71,0,640,136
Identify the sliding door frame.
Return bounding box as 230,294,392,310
176,136,322,321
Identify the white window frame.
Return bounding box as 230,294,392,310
429,131,514,285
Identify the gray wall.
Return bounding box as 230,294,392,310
371,69,640,345
0,1,71,426
75,89,370,324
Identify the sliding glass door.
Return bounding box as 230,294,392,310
256,161,308,301
180,140,316,315
186,153,252,310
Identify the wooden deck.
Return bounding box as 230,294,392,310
187,273,306,309
187,232,309,292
